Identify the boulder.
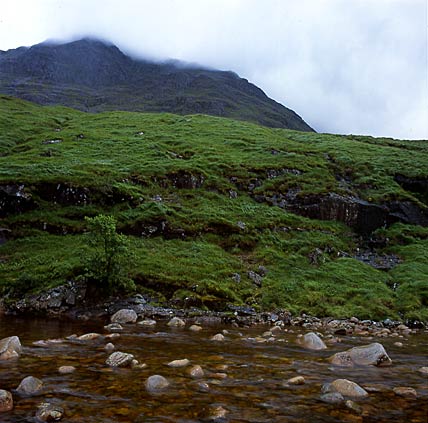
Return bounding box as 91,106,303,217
320,392,344,404
330,379,368,398
106,351,135,367
0,336,22,360
287,376,305,385
16,376,43,395
138,319,157,327
104,323,123,332
329,342,392,367
210,333,225,342
35,402,64,422
393,387,417,398
0,390,13,412
189,325,203,332
187,365,204,379
145,375,169,392
299,332,327,350
77,333,102,341
167,317,185,327
111,309,137,324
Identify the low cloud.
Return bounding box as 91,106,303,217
1,0,426,139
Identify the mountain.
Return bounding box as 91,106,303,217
0,38,314,131
1,96,427,320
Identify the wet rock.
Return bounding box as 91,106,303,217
287,376,305,385
195,381,210,393
189,324,203,332
104,343,115,352
188,365,205,379
138,319,157,327
207,405,228,421
299,332,327,350
168,358,190,368
16,376,43,395
393,342,403,347
35,402,64,422
320,392,345,404
106,351,135,367
105,333,120,341
167,317,185,327
0,336,22,360
104,323,123,332
58,366,76,374
330,379,368,398
111,309,137,324
0,390,13,412
393,387,417,398
329,342,391,367
345,400,363,414
77,333,102,341
210,333,225,342
418,366,428,375
145,375,169,392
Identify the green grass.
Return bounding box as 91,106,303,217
0,95,427,320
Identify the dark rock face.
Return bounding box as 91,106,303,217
0,184,35,217
0,38,314,132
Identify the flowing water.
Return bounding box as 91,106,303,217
0,316,427,422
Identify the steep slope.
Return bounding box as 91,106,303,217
0,96,427,320
0,38,314,131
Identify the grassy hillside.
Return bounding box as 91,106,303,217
1,95,427,320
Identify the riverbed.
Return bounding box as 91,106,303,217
0,316,427,422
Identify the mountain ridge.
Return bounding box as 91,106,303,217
0,38,314,131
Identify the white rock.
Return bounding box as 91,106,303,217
210,333,225,342
167,358,190,368
299,332,327,350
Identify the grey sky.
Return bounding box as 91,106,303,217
1,0,427,139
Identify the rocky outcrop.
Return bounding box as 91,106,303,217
0,336,22,360
329,342,392,367
0,184,35,217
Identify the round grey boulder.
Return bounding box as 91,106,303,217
299,332,327,350
329,342,392,367
0,390,13,412
330,379,368,398
145,375,170,392
111,309,138,324
0,336,22,360
16,376,43,396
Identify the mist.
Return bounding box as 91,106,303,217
1,0,427,139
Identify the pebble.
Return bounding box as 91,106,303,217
188,325,203,332
196,382,210,393
393,342,403,347
167,317,186,327
287,376,305,385
0,390,13,412
35,402,64,422
210,333,225,342
104,323,123,332
104,343,115,352
188,365,205,379
393,387,417,398
58,366,76,374
167,359,190,368
138,319,157,327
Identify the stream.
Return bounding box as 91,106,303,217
0,315,427,422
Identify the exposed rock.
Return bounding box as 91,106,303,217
248,270,263,287
210,333,225,342
145,375,170,392
167,317,186,327
287,376,305,385
0,390,13,412
345,400,363,414
330,379,369,398
138,319,157,327
299,332,327,350
187,365,205,379
104,343,115,352
16,376,43,395
104,323,123,332
320,392,345,404
189,324,203,332
106,351,135,367
167,358,190,368
393,387,417,398
0,184,34,217
418,366,428,375
393,342,403,347
195,381,210,393
77,333,102,341
0,336,22,360
105,333,120,341
329,342,392,367
207,405,228,421
35,402,64,422
58,366,76,374
111,309,137,324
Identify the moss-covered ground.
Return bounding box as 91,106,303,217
1,95,427,320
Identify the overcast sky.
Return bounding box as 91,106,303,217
1,0,427,139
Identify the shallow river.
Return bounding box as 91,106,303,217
0,316,427,422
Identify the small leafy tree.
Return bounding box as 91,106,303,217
84,214,135,297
